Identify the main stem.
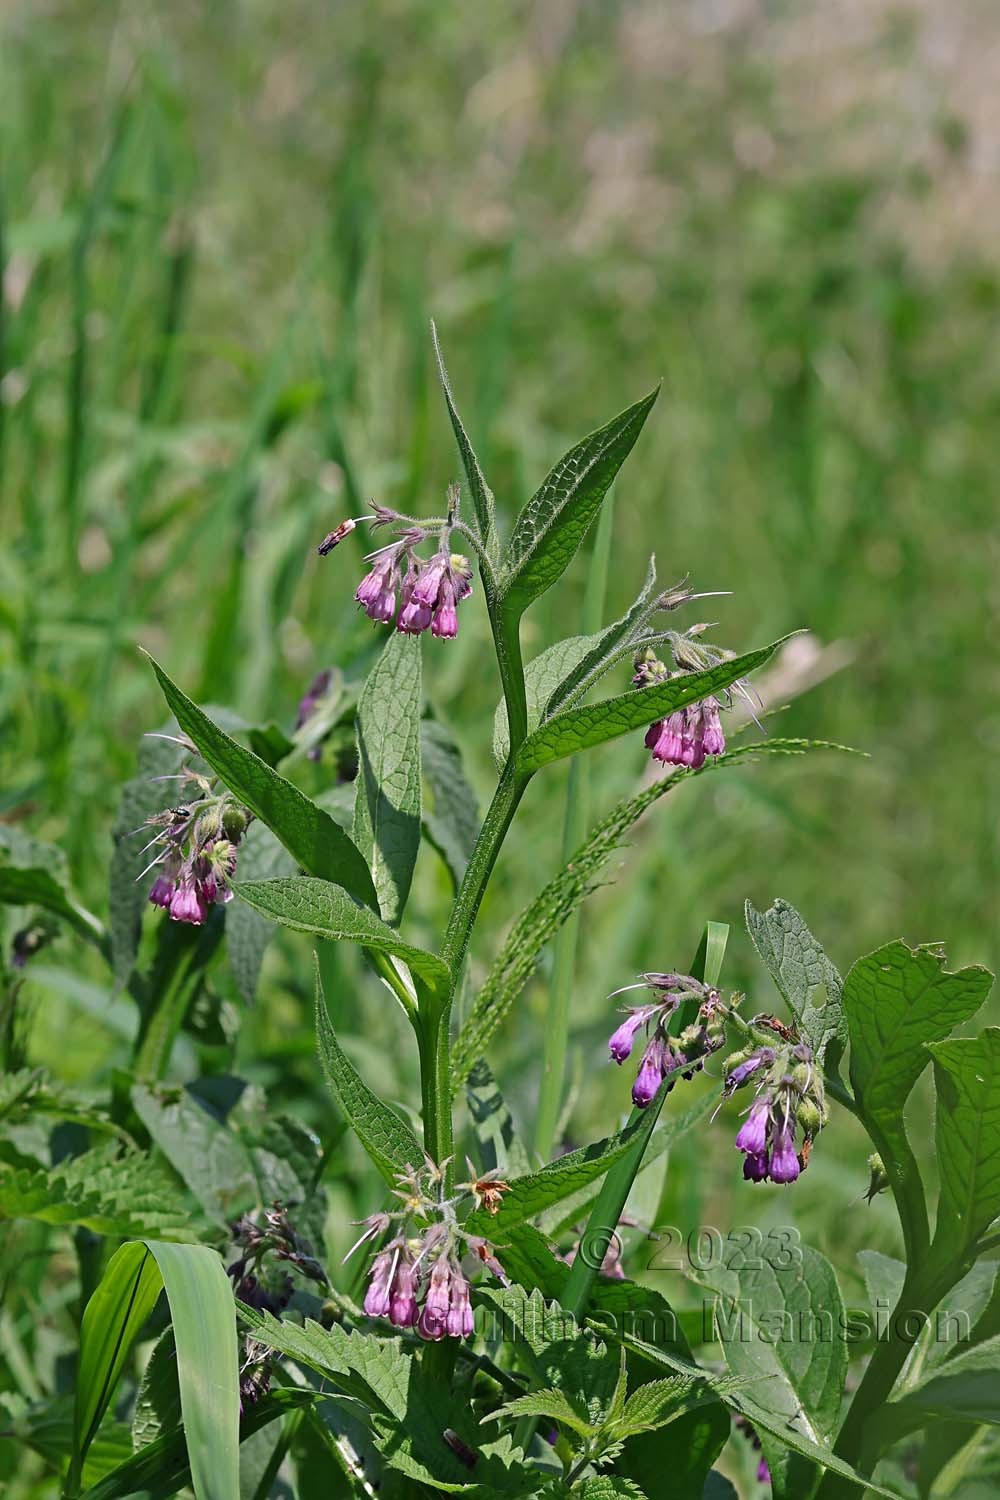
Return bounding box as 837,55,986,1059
817,1263,954,1499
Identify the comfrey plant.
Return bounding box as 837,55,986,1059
2,333,997,1500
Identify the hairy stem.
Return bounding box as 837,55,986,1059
818,1264,956,1498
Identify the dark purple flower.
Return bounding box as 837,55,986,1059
608,1009,654,1064
743,1151,769,1182
757,1457,771,1485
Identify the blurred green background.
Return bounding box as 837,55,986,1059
2,0,999,1393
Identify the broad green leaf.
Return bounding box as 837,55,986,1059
421,717,480,889
353,632,422,925
606,1324,901,1498
225,822,296,1004
146,655,376,906
477,1285,620,1414
234,875,449,1003
432,321,497,554
0,826,105,951
81,1391,313,1500
858,1250,905,1321
492,558,656,766
892,1334,1000,1425
0,1142,196,1238
929,1028,1000,1268
132,1084,258,1226
513,639,785,774
744,899,845,1062
501,389,658,615
315,960,424,1186
69,1243,165,1493
691,1246,848,1500
844,943,992,1257
463,1119,648,1239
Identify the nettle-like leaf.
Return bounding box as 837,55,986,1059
224,821,295,1005
691,1247,849,1500
513,639,787,774
315,959,424,1186
0,825,106,951
234,874,450,1005
844,942,993,1257
353,632,422,925
0,1141,198,1239
478,1284,620,1415
421,717,480,889
929,1027,1000,1268
146,655,376,907
744,899,845,1064
500,389,658,617
239,1308,534,1495
492,557,657,766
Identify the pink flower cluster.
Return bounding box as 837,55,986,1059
355,539,473,639
644,696,726,770
364,1239,475,1339
142,798,249,926
608,973,726,1108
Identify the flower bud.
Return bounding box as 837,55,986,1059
222,804,249,841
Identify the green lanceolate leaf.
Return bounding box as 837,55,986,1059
432,321,497,554
929,1027,1000,1268
421,717,480,889
744,898,845,1063
234,875,449,1003
353,632,422,925
315,959,424,1186
513,638,786,774
463,1119,648,1239
843,942,992,1259
69,1240,240,1500
501,389,658,616
145,655,376,907
691,1246,848,1500
492,559,657,766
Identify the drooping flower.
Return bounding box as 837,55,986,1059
607,972,727,1110
138,790,251,926
397,551,473,640
356,544,407,623
726,1035,826,1185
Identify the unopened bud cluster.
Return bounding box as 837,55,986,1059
140,780,252,926
346,1157,508,1340
608,973,727,1108
724,1035,827,1185
318,491,474,640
